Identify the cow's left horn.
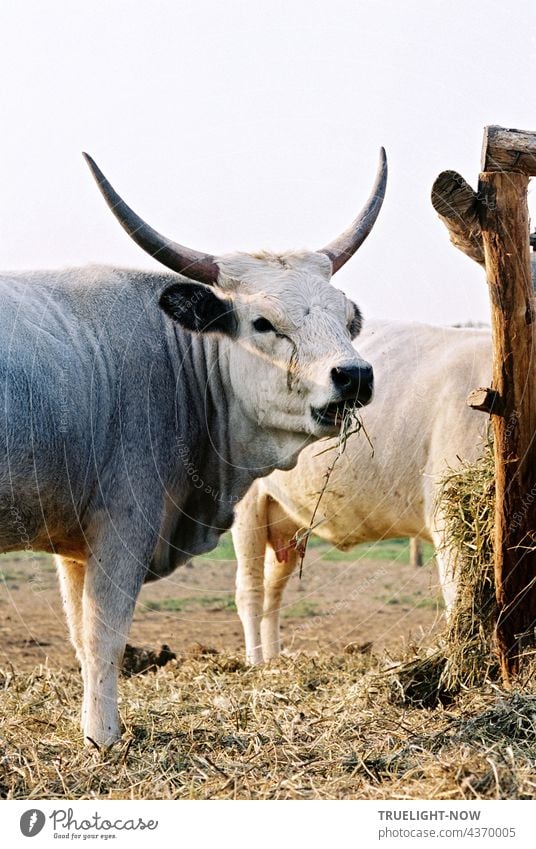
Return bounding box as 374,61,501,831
83,153,219,286
319,147,387,275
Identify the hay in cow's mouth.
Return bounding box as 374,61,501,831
311,399,364,428
296,404,373,578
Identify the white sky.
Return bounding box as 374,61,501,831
0,0,535,325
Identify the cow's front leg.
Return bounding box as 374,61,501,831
81,528,152,747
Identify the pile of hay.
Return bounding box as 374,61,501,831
387,436,498,705
438,436,498,692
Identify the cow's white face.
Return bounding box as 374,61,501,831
159,250,373,440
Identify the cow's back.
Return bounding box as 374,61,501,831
0,266,176,553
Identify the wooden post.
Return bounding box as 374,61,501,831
479,127,536,678
409,538,423,569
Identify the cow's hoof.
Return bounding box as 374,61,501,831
84,732,122,751
83,720,122,750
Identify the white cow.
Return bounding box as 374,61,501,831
232,170,498,664
232,320,491,663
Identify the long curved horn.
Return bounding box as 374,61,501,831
83,153,219,285
319,148,388,275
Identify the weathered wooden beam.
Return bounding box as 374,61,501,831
466,386,501,415
431,171,484,265
482,125,536,174
478,169,536,679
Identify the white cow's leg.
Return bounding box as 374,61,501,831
435,548,459,617
233,484,269,665
55,554,88,730
261,500,300,661
431,518,459,617
81,529,151,747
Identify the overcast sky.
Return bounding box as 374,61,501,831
0,0,534,325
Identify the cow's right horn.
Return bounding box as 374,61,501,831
319,147,387,275
83,153,220,286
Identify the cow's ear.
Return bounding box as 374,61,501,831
159,282,237,336
348,302,363,340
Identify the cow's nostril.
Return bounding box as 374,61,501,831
331,367,353,389
331,364,374,398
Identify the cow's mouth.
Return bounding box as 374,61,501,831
311,399,364,429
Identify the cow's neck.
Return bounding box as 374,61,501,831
148,329,313,580
181,332,311,495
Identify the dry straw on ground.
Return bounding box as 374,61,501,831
0,649,535,800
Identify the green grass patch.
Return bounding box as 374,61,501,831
145,594,236,613
199,534,436,566
373,586,444,609
0,569,23,583
198,534,236,561
281,600,320,619
0,551,53,565
0,560,55,582
321,538,435,564
384,594,443,609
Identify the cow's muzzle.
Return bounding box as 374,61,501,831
311,363,374,429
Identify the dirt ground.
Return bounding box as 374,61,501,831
0,540,443,672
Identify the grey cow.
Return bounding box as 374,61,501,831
0,150,386,745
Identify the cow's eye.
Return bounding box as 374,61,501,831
252,317,276,333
